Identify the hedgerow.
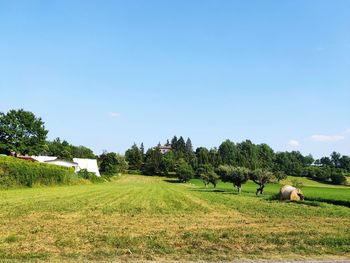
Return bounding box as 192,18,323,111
0,156,74,188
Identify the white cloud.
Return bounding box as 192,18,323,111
288,139,300,147
108,112,120,118
310,134,344,142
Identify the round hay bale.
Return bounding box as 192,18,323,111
279,185,304,201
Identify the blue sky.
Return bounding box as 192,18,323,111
1,0,349,158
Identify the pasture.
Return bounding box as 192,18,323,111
0,175,349,261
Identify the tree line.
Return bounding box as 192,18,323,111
125,136,350,186
0,109,349,185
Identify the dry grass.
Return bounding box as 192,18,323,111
0,175,349,262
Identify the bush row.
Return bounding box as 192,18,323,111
0,156,75,188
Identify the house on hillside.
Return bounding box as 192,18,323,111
158,144,172,154
73,158,101,177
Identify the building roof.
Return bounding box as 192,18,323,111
32,156,58,163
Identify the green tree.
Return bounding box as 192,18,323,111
195,147,209,166
176,160,194,182
185,138,193,155
99,152,128,175
218,140,236,165
330,169,347,185
208,147,221,167
45,138,73,160
177,136,186,153
70,145,95,159
217,165,249,193
159,151,176,175
196,164,219,188
143,147,163,175
125,143,143,170
0,109,48,155
331,152,341,168
250,169,275,195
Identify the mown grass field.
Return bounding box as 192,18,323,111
0,175,349,262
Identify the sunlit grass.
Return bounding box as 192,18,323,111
0,175,349,261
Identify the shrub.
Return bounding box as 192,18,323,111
77,169,105,183
0,156,74,188
330,169,347,185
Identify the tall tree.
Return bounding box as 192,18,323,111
218,140,236,165
177,136,186,153
185,138,193,154
125,143,143,170
331,152,341,168
143,147,163,175
196,147,209,166
208,147,222,167
171,136,178,151
0,109,48,155
99,151,128,175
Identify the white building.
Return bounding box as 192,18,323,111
31,156,101,176
45,159,79,172
73,158,101,177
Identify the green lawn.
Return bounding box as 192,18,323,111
0,175,349,261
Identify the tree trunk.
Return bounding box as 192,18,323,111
256,184,265,195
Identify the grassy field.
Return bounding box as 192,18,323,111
0,175,349,262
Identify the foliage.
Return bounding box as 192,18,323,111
43,138,95,160
330,169,347,185
176,160,194,182
196,164,219,188
249,169,275,195
0,156,74,187
0,109,48,155
142,148,163,175
216,165,249,192
99,152,128,176
125,143,143,170
77,169,105,183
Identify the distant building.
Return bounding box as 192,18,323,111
158,144,172,154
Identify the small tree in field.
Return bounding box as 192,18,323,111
177,161,194,183
196,164,219,188
217,165,249,193
250,169,275,195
